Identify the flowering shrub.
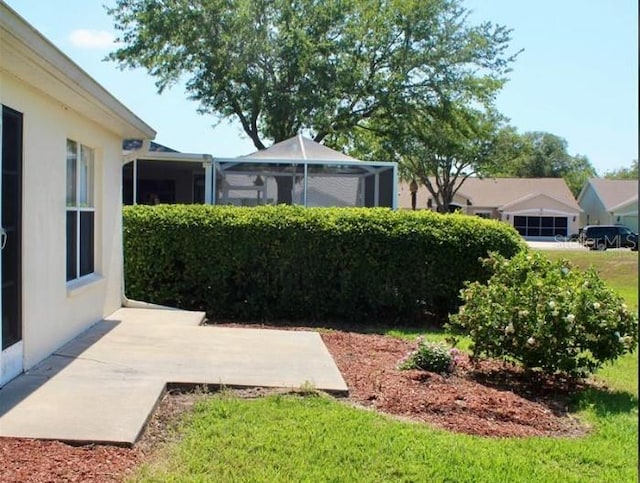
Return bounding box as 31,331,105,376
399,339,461,374
448,251,638,378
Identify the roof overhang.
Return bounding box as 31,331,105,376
499,192,582,213
123,150,212,165
609,195,639,214
0,1,155,140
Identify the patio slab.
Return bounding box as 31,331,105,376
0,308,348,446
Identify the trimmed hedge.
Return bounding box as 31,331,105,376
123,205,525,322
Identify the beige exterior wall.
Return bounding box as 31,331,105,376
578,185,611,227
1,74,123,369
612,199,639,232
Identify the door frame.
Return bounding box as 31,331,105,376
1,104,24,387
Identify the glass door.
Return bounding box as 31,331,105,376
1,105,24,386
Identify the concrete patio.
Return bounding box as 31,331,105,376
0,308,348,446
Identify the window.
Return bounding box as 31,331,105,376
66,140,95,282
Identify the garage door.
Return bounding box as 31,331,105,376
513,216,568,237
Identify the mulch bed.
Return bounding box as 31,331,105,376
0,325,592,482
320,330,588,438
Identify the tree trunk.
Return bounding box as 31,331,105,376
275,176,293,204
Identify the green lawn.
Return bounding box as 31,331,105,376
543,250,638,312
130,250,638,483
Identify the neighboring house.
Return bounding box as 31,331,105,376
577,179,639,232
0,2,155,386
398,177,582,239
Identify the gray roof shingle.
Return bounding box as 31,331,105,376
585,179,638,210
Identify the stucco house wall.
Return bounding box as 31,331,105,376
577,183,610,226
578,179,638,232
1,1,155,383
2,76,125,368
610,198,639,232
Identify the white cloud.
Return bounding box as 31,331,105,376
69,29,115,49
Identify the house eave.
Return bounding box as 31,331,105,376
0,1,156,140
124,151,213,165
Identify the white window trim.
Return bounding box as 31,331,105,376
66,140,96,283
66,273,105,297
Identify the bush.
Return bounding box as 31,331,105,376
398,339,461,374
123,204,525,322
448,251,639,377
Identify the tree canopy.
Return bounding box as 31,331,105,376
331,102,515,212
605,160,638,180
108,0,516,150
496,131,597,196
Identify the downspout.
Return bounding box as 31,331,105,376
121,139,177,310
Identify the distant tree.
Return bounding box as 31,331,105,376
108,0,516,148
605,160,638,180
497,131,597,196
332,102,517,213
399,107,514,213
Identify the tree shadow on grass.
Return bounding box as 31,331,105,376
469,363,638,418
571,386,638,417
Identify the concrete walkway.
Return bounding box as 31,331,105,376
0,308,348,446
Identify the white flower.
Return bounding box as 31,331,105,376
548,301,556,309
518,310,529,318
526,337,536,346
504,323,515,335
551,310,559,317
561,267,570,275
565,314,575,323
592,302,601,310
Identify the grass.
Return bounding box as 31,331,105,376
543,250,638,312
130,249,638,483
132,390,637,482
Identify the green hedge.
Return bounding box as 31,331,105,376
123,205,525,322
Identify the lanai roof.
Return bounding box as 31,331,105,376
243,134,358,162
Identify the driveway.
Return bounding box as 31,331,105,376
527,240,587,251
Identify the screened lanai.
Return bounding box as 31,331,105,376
212,135,398,209
123,135,397,209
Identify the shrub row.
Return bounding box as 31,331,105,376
123,205,525,322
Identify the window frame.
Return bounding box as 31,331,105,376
66,139,95,283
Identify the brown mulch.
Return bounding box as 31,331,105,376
0,325,591,482
320,330,588,438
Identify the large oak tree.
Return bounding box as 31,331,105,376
108,0,516,150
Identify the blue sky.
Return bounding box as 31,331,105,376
4,0,637,174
